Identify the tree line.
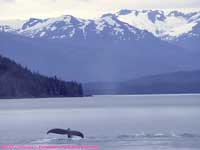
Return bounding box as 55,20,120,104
0,54,83,98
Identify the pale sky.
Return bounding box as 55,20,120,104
0,0,200,20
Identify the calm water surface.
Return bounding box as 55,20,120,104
0,94,200,150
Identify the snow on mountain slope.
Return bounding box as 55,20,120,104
1,9,200,41
17,16,87,39
91,14,147,40
116,9,200,40
0,14,148,41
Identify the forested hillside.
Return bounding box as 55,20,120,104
0,54,83,98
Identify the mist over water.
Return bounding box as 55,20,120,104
0,94,200,150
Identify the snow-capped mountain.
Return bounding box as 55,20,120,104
0,14,148,41
116,9,200,40
0,10,200,82
1,9,200,42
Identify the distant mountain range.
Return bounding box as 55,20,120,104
83,70,200,95
116,9,200,52
1,9,200,42
0,54,83,98
0,9,200,82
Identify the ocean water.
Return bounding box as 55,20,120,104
0,94,200,150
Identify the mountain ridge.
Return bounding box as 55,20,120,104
1,9,200,40
0,9,200,82
83,70,200,95
1,9,200,52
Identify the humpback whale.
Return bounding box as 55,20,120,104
47,128,84,138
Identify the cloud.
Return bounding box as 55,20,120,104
0,0,200,20
0,0,15,3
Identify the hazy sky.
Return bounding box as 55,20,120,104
0,0,200,20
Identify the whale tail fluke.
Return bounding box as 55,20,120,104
47,128,84,138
